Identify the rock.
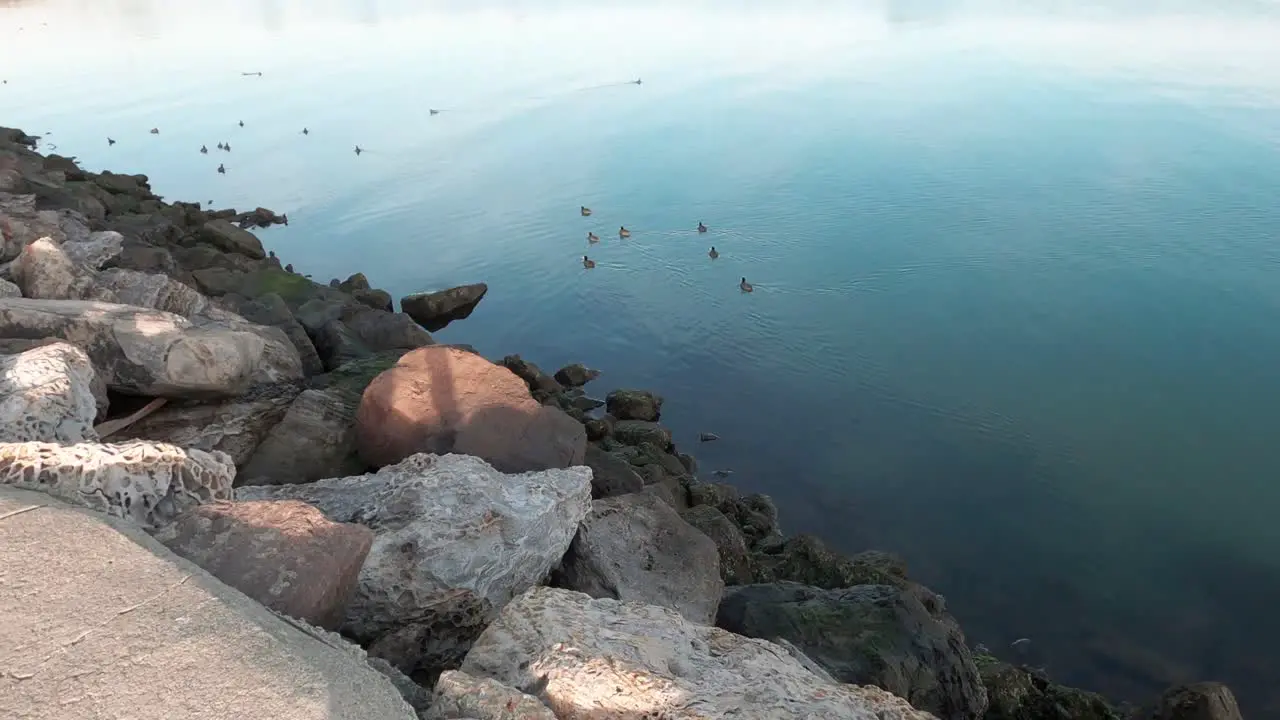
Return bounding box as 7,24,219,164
977,658,1121,720
0,298,286,398
681,504,754,585
96,267,208,316
1145,683,1243,720
109,238,179,276
92,170,146,195
552,362,600,388
356,346,586,473
400,282,488,332
612,419,673,449
0,193,72,260
233,206,287,228
425,670,558,720
115,383,302,466
687,480,781,547
753,534,909,588
196,304,305,386
459,585,938,720
175,243,262,274
238,386,368,485
717,582,987,720
200,219,266,259
583,416,612,441
104,210,184,247
344,306,435,353
152,499,373,630
312,318,371,370
583,444,644,498
62,230,123,269
237,453,592,676
339,272,371,292
219,291,324,376
0,440,234,529
0,486,419,720
10,236,108,300
605,388,663,421
0,341,100,443
499,354,561,394
0,276,19,297
354,287,393,312
0,336,108,419
553,491,724,624
368,657,436,717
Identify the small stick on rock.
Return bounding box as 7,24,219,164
95,398,168,439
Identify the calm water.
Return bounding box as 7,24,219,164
4,0,1280,713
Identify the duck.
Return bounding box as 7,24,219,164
149,128,159,134
302,128,309,135
223,142,232,152
430,109,440,116
587,232,599,243
619,226,631,238
580,206,592,216
216,142,224,150
282,213,289,225
200,145,208,154
107,137,115,146
582,255,596,269
354,146,364,155
709,246,719,259
238,120,244,127
216,163,226,174
698,221,708,233
739,277,753,292
634,78,643,85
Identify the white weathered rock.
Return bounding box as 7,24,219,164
0,341,99,443
237,453,593,676
426,670,557,720
555,491,724,624
460,586,939,720
0,486,418,720
0,298,275,398
197,304,304,386
0,193,64,261
0,440,234,529
62,229,123,270
9,236,113,300
0,277,19,297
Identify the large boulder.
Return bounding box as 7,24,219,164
62,230,123,269
426,670,557,720
0,298,274,399
222,292,324,376
582,443,644,498
0,486,418,720
0,341,100,443
752,534,908,588
978,658,1121,720
355,346,586,473
400,282,488,332
0,440,234,529
9,236,111,301
237,453,592,676
1142,683,1243,720
605,388,663,421
553,492,724,624
681,504,754,585
238,386,367,485
199,219,266,259
116,383,303,467
152,499,374,630
716,582,987,720
457,585,938,719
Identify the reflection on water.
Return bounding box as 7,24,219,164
4,0,1280,716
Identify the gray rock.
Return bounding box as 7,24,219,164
605,388,663,421
553,362,600,387
353,287,393,312
1146,683,1243,720
459,585,938,720
237,453,592,677
61,230,123,269
10,237,111,301
752,534,909,588
175,243,261,274
95,267,208,316
368,657,436,717
313,318,372,371
238,386,368,486
224,292,324,376
200,219,266,259
554,491,724,624
400,282,488,332
583,444,644,498
0,341,100,443
109,238,179,276
613,419,673,448
0,277,19,297
716,582,988,720
681,504,754,585
344,306,435,353
425,671,556,720
0,440,234,529
978,659,1120,720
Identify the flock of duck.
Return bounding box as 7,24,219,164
578,206,753,292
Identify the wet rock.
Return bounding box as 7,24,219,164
681,504,754,585
238,453,592,677
582,444,644,498
199,219,266,259
356,346,586,473
0,341,100,443
426,670,557,720
686,480,781,547
612,419,673,449
498,354,561,395
553,491,724,623
400,282,488,332
153,499,373,630
605,388,663,421
582,415,612,441
1144,683,1243,720
116,383,302,467
978,657,1121,720
717,582,988,720
459,585,938,719
753,534,910,588
553,362,600,388
0,440,234,529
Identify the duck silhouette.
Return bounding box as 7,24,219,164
107,137,115,146
302,128,309,135
583,255,596,269
581,206,592,216
223,142,231,152
588,232,599,243
216,142,224,150
238,120,244,127
200,145,208,154
709,247,719,259
216,163,225,174
619,226,631,238
739,277,753,292
149,128,159,134
698,221,708,233
355,146,364,155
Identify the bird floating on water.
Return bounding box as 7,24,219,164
301,128,309,135
354,146,364,155
149,128,159,134
619,226,631,238
709,247,719,259
106,137,115,146
699,432,720,442
200,145,208,154
740,277,753,292
223,142,231,152
698,221,708,233
216,163,225,174
216,142,224,150
580,206,592,216
587,232,599,243
634,78,642,85
238,120,244,127
241,71,263,77
713,469,735,477
582,255,596,269
429,109,440,115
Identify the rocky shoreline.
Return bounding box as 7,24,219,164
0,125,1245,720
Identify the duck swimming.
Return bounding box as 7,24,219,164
588,232,599,243
200,145,208,154
224,142,232,152
239,120,245,127
149,128,159,134
302,128,309,135
581,206,592,216
619,226,631,238
709,246,719,259
354,146,364,155
430,109,440,115
739,277,753,292
107,137,115,146
216,163,225,174
583,255,596,269
216,142,224,150
698,222,708,233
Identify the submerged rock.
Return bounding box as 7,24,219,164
0,341,100,443
400,282,488,332
237,453,592,677
978,657,1121,720
553,362,600,388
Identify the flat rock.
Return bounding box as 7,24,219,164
426,670,557,720
238,453,592,676
0,486,418,720
116,383,302,467
716,582,988,720
200,219,266,259
238,386,368,485
153,499,373,630
459,585,939,720
554,491,724,624
0,440,234,529
400,282,488,332
0,341,100,443
0,298,275,399
355,346,586,473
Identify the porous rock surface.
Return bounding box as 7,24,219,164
425,670,557,720
0,341,100,443
237,453,592,675
458,585,939,720
0,440,234,529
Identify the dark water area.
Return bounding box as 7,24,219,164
4,0,1280,714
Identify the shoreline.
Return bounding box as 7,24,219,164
0,125,1245,720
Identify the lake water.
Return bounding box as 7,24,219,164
4,0,1280,714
